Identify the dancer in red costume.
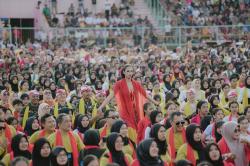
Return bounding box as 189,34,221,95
98,64,158,142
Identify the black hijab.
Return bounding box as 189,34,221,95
136,139,164,166
76,115,90,134
186,124,205,163
163,74,172,91
106,133,127,166
245,75,250,89
204,143,224,166
214,121,224,142
24,117,40,136
32,138,52,166
149,124,167,155
9,75,19,93
11,134,31,159
150,110,161,125
83,129,100,146
51,147,69,166
111,120,131,145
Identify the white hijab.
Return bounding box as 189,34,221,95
222,121,248,166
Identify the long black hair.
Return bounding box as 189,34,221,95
204,143,224,166
186,124,205,163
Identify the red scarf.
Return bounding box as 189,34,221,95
38,129,46,138
5,124,12,152
100,124,108,139
55,130,79,166
84,145,99,150
114,79,146,130
108,152,129,166
211,123,216,141
187,144,196,166
168,127,186,159
10,152,14,161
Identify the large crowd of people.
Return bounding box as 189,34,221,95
0,1,250,166
0,36,249,166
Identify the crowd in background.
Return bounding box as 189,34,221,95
0,37,249,166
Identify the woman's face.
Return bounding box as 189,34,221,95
164,75,170,82
87,159,99,166
56,150,68,165
214,110,224,121
149,141,159,157
155,113,163,123
40,143,51,158
203,81,209,89
22,82,29,91
124,66,133,79
50,83,56,90
229,103,239,113
209,145,220,161
215,81,221,89
81,116,89,128
246,77,250,85
193,128,202,142
13,77,18,84
232,126,240,140
19,137,29,151
157,126,166,141
114,136,124,151
246,108,250,120
32,119,40,130
223,85,230,94
239,119,249,132
195,79,201,89
120,124,128,138
167,104,177,115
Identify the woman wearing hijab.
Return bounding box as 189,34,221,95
218,121,250,166
78,129,105,164
100,133,133,166
208,94,230,116
239,75,250,108
9,75,19,93
110,120,136,158
205,143,233,166
50,147,69,166
2,134,32,166
176,124,205,166
81,155,99,166
24,117,40,137
131,138,166,166
149,124,170,164
32,138,52,166
73,114,90,140
144,110,163,139
161,74,172,92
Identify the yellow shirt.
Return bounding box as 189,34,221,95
48,131,84,152
100,153,133,166
29,130,55,144
176,143,198,161
1,153,11,166
166,129,185,152
123,144,134,158
161,152,171,164
0,125,16,157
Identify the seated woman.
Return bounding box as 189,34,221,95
131,138,168,166
110,120,136,158
100,133,133,166
205,143,233,166
149,123,170,164
78,129,105,163
218,121,250,166
176,124,205,165
50,146,69,166
2,134,32,166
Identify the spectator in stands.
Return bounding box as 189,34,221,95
43,4,51,19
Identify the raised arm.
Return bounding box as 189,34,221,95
97,91,114,111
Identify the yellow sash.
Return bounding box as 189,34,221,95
79,98,98,128
243,88,249,108
54,102,73,117
22,106,29,128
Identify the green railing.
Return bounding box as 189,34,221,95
0,25,249,48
